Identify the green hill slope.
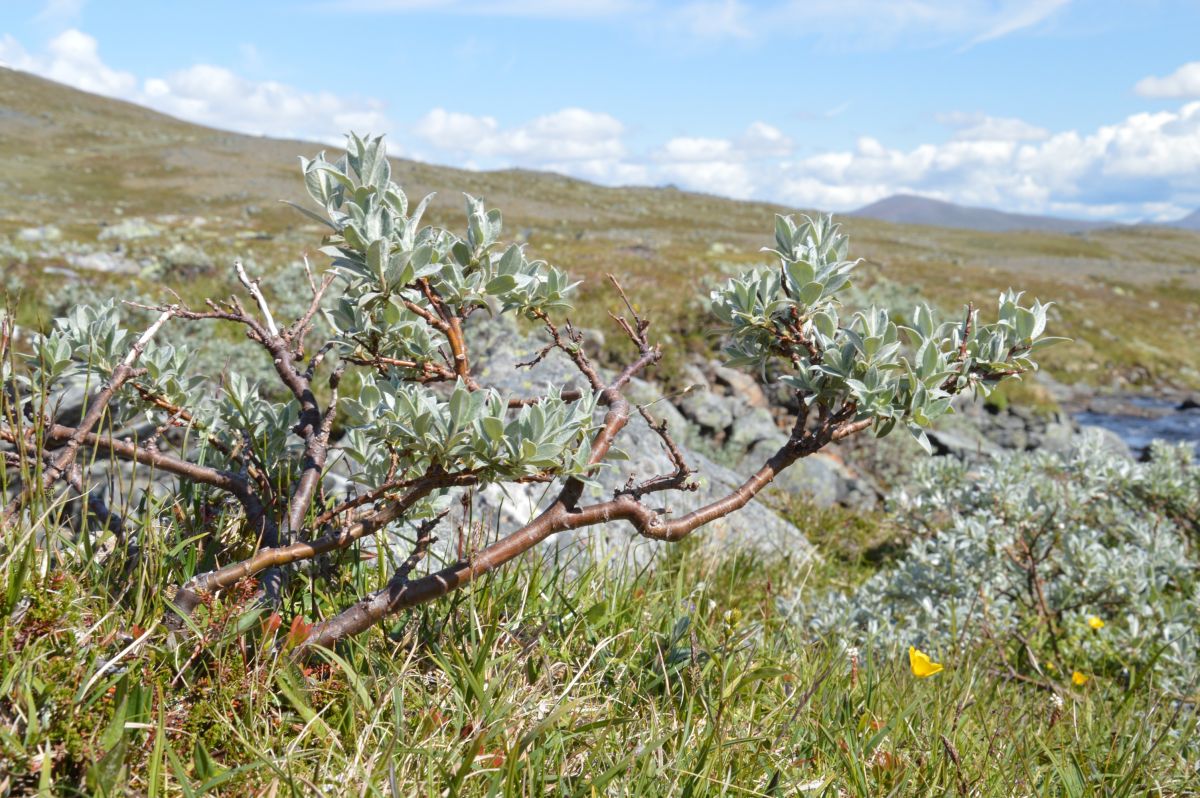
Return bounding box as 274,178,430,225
3,67,1199,388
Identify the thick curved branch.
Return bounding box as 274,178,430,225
0,423,245,493
299,406,870,650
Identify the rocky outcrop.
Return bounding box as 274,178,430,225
454,317,817,565
471,410,815,569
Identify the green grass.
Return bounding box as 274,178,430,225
3,66,1200,793
2,489,1196,796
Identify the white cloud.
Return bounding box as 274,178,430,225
34,0,87,27
334,0,640,18
1,29,136,98
754,0,1072,48
776,102,1200,218
966,0,1069,46
375,101,1200,220
336,0,1068,46
660,161,754,198
937,111,1049,141
146,64,391,142
669,0,753,40
0,35,33,70
414,107,626,162
1136,62,1200,100
1,29,391,144
659,136,734,162
3,27,1198,222
649,123,793,197
739,121,793,156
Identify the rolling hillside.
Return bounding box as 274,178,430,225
1168,208,1200,231
851,193,1108,234
3,66,1200,388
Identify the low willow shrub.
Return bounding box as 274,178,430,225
799,432,1200,693
1,132,1059,653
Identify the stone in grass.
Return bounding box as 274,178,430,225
66,251,140,274
18,225,62,242
98,217,162,241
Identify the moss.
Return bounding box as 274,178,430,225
984,378,1060,416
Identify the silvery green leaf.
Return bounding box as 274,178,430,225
798,281,824,306
280,200,338,230
486,274,518,295
908,424,933,455
1029,336,1069,352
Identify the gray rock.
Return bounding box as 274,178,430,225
713,365,768,408
468,410,814,569
1076,425,1132,459
678,362,710,392
623,378,691,436
1037,417,1081,456
741,433,880,509
441,314,813,566
467,315,589,399
162,242,214,275
926,425,1003,462
577,327,606,361
677,388,734,435
99,218,162,241
726,406,780,460
18,224,62,242
66,251,140,274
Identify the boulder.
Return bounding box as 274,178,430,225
712,365,768,408
926,426,1003,461
1031,415,1078,456
1076,425,1132,459
67,251,140,274
18,224,62,242
742,433,881,509
468,410,815,570
98,217,162,241
439,315,814,567
726,406,781,460
677,388,734,435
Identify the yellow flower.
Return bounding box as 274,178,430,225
909,646,944,678
1072,671,1089,686
1087,616,1105,630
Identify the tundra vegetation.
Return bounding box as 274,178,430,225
1,134,1197,795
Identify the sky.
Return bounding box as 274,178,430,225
1,0,1199,222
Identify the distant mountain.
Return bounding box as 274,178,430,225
851,194,1108,234
1166,209,1200,231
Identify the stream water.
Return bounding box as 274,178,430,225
1074,397,1200,458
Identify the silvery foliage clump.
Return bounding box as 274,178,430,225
711,214,1063,452
11,133,1057,577
300,135,599,491
797,432,1200,692
15,134,604,529
23,300,205,423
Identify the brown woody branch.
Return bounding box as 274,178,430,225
299,277,671,649
171,470,479,617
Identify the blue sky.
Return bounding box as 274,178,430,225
2,0,1199,221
